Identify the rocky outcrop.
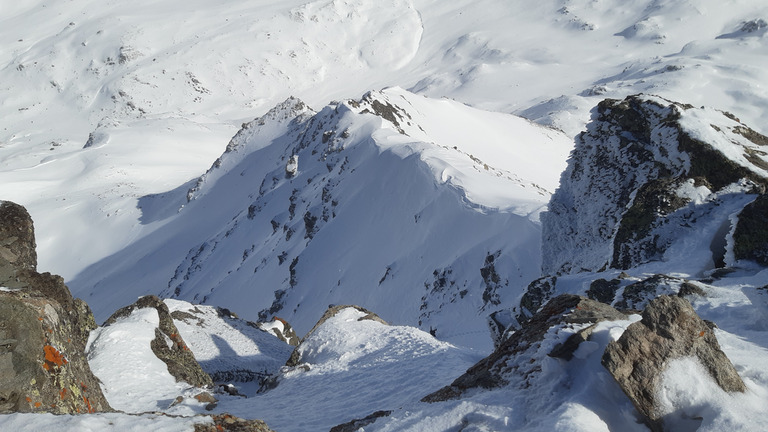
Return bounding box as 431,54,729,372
285,305,387,367
194,413,275,432
423,294,626,402
542,95,768,275
602,295,745,431
104,295,213,388
257,317,300,346
0,201,110,414
0,201,37,285
329,410,392,432
733,193,768,265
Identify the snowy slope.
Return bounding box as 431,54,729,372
69,88,572,352
2,0,768,430
3,0,768,288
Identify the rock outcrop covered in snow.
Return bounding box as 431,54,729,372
602,295,746,431
0,201,111,414
103,295,214,388
423,294,627,402
285,305,388,368
542,94,768,275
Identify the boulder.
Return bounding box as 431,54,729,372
602,295,745,431
0,201,110,414
104,295,213,388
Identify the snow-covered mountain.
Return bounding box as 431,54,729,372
3,0,768,431
68,87,571,351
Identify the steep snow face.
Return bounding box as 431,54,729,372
71,88,572,351
542,95,768,276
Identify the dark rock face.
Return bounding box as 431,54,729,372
602,295,745,431
517,275,557,323
285,305,387,367
329,410,392,432
422,295,626,402
587,278,621,304
0,201,110,414
0,201,37,285
105,295,213,388
733,194,768,265
542,95,768,275
614,274,685,311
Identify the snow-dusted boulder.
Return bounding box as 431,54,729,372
602,295,745,431
542,95,768,275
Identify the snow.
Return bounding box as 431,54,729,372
2,0,768,430
164,299,293,383
0,412,203,432
86,307,207,415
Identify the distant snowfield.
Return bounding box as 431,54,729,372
2,0,768,286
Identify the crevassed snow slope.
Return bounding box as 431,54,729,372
69,88,572,352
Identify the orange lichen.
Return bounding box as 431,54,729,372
82,396,94,413
34,402,41,408
44,345,67,366
60,388,68,399
699,330,706,337
25,397,32,403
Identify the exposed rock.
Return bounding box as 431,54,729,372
542,95,768,275
517,275,557,323
104,295,213,388
602,295,745,431
677,281,707,298
256,317,300,346
0,201,37,285
733,194,768,265
194,413,275,432
586,278,621,304
285,305,387,367
0,201,110,414
487,308,519,348
422,294,626,402
614,274,684,311
329,410,392,432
